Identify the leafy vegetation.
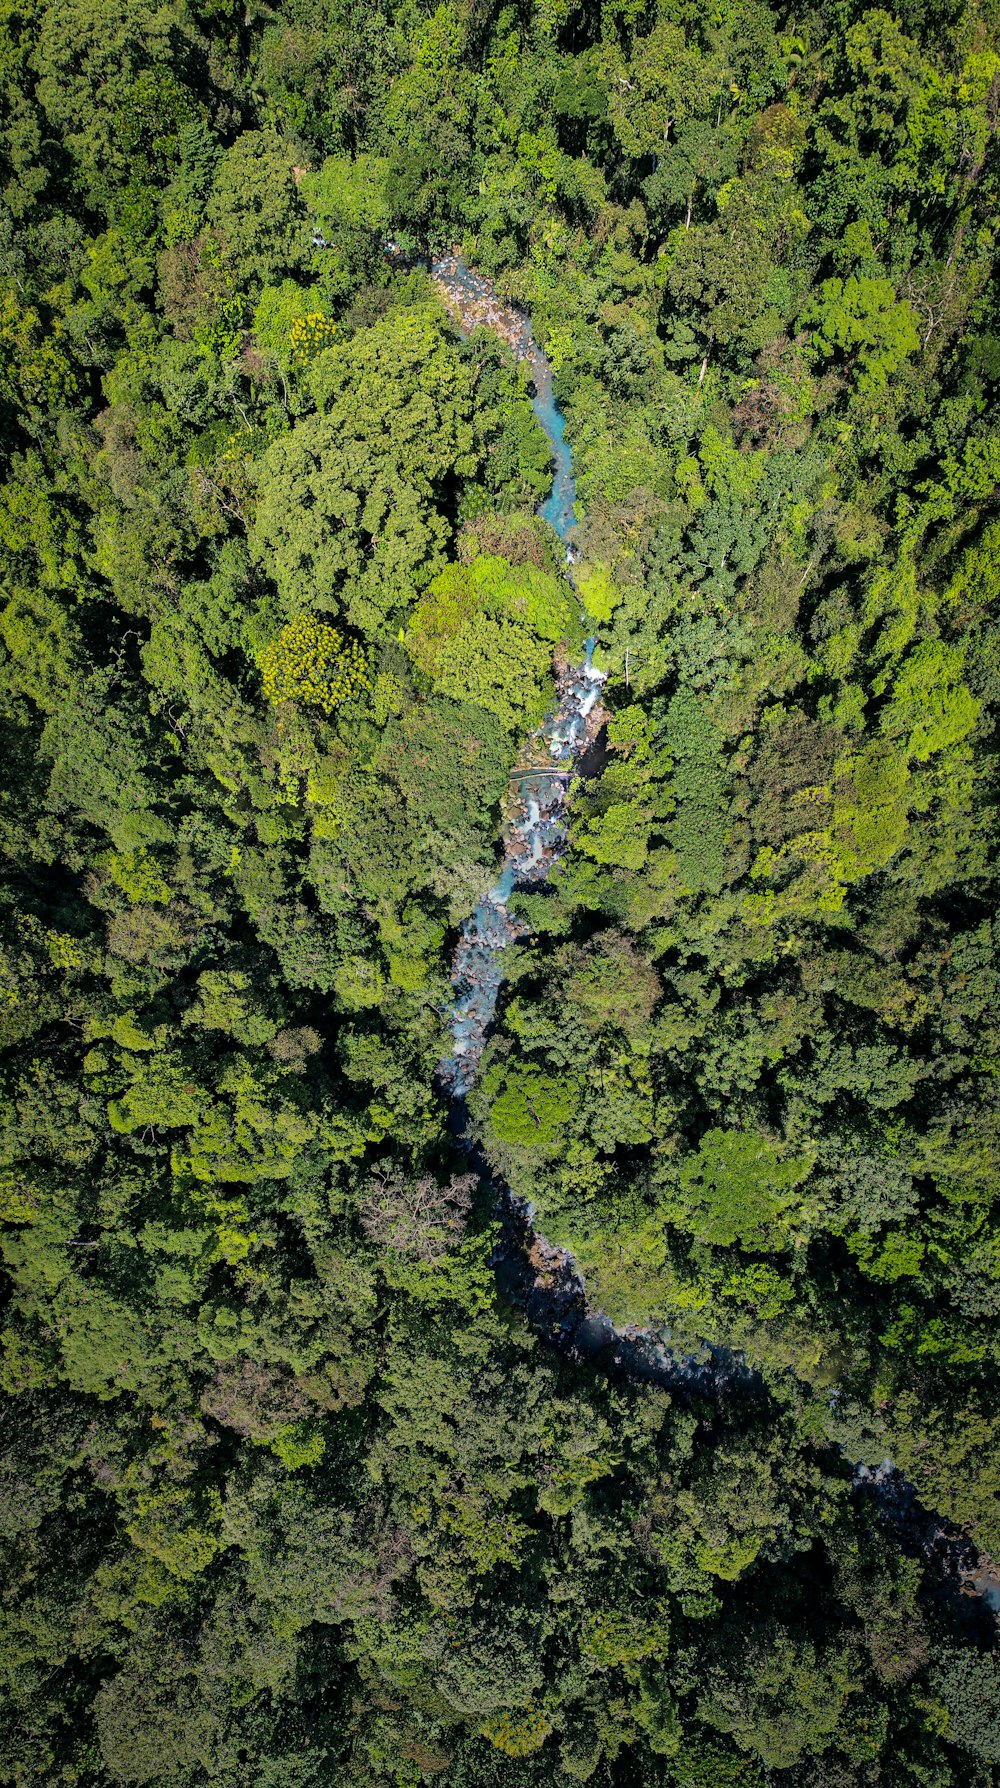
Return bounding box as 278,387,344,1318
1,0,1000,1784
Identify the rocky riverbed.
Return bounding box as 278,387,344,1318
438,644,608,1096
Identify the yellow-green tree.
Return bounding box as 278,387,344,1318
259,616,369,715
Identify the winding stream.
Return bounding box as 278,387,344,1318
430,257,1000,1621
433,257,606,1097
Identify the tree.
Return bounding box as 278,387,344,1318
251,306,479,636
931,1647,1000,1764
259,616,369,715
206,131,309,293
405,554,582,732
360,1167,475,1262
664,688,728,896
668,1128,814,1252
383,4,480,247
803,276,921,394
31,0,205,213
486,1061,581,1156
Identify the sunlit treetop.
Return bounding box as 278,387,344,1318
259,615,370,715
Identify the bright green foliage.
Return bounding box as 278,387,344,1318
406,554,582,732
300,154,390,294
0,289,77,414
574,798,651,871
668,1129,815,1253
302,155,390,236
581,1605,669,1668
206,130,308,292
880,638,980,760
104,846,172,906
575,562,621,625
1,588,79,710
487,1062,580,1155
803,277,921,394
251,306,479,634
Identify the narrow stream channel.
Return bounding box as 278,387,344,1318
430,257,1000,1621
433,256,606,1097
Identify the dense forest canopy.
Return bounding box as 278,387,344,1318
2,0,1000,1782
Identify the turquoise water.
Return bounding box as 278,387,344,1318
432,258,601,1093
431,255,577,544
532,369,576,543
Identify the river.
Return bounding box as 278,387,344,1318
429,256,1000,1622
432,256,606,1097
